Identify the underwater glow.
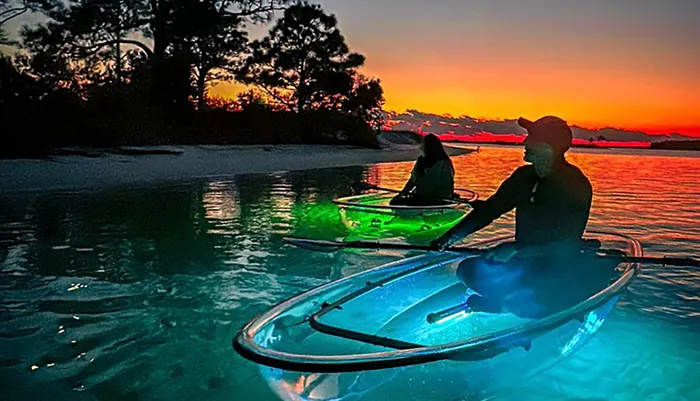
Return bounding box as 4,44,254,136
2,147,698,401
235,231,641,401
333,191,471,241
435,310,469,325
560,296,619,357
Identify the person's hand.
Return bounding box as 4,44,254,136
430,232,454,251
485,242,518,263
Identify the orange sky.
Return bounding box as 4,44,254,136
210,1,700,137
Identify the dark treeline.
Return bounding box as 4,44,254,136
0,1,385,158
649,140,700,151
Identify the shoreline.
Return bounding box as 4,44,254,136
443,140,700,152
0,143,477,194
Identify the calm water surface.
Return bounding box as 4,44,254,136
1,146,698,401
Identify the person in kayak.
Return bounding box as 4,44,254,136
390,133,456,206
430,116,610,319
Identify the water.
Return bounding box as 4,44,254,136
0,146,698,400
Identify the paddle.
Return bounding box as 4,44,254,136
353,182,477,205
285,236,700,326
283,236,488,256
282,236,700,268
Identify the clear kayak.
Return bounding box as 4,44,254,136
233,231,643,401
332,188,478,240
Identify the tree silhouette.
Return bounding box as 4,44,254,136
0,26,11,45
236,2,366,112
1,0,56,25
341,74,385,130
0,55,38,106
170,0,248,110
2,0,384,155
1,0,57,46
16,0,290,109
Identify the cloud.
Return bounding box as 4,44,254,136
384,110,694,143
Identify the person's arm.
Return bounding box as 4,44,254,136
567,176,593,239
514,238,584,258
432,167,524,249
399,161,418,194
399,179,414,194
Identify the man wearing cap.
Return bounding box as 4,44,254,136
430,116,598,319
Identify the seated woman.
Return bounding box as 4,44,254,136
390,133,455,206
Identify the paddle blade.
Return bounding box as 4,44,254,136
624,256,700,267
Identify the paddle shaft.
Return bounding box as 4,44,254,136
361,184,401,194
283,237,700,268
612,255,700,267
283,237,488,256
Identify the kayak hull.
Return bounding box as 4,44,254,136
256,297,620,401
234,231,642,401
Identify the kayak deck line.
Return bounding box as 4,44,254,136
306,255,461,350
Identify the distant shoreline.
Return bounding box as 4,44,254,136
445,139,700,151
382,129,700,151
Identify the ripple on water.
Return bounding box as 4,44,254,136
0,147,698,401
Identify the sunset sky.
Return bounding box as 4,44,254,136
212,0,700,137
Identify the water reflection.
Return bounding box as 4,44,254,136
203,182,241,225
0,147,698,401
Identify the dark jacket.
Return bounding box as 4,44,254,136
460,161,592,248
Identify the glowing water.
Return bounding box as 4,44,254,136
0,147,698,400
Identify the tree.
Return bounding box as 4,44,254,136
0,55,38,106
1,0,57,46
236,2,365,112
1,0,56,25
342,75,385,131
19,19,126,98
170,0,248,110
16,0,291,109
0,26,11,45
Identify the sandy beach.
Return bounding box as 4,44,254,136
0,138,477,193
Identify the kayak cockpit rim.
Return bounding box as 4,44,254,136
332,188,478,212
232,231,643,373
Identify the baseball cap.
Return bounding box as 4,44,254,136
518,116,573,154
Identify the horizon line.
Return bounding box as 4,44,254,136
382,108,699,138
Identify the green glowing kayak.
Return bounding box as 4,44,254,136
332,189,477,239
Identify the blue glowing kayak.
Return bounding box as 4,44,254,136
233,231,642,401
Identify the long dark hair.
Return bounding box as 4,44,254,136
415,133,450,175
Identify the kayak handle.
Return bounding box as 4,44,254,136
426,302,471,324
